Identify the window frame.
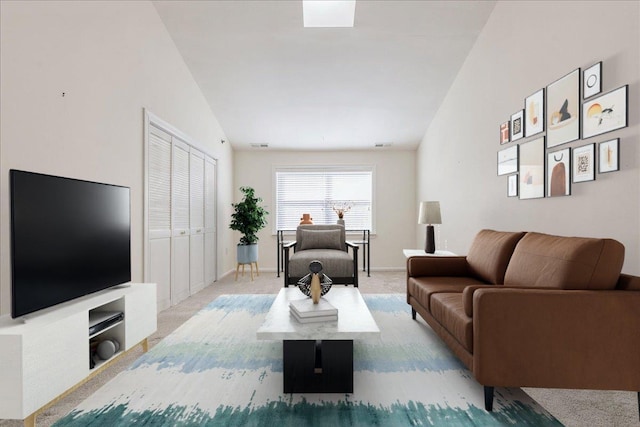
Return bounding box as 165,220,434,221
272,164,376,234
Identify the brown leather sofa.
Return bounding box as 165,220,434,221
406,229,640,414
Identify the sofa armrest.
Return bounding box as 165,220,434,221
462,285,497,317
472,288,640,391
406,256,470,277
462,284,558,317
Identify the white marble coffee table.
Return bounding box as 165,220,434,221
257,286,380,393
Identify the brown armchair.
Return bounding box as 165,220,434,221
283,224,359,287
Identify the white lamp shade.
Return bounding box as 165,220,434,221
418,201,441,225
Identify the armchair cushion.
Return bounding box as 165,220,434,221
299,229,343,251
288,249,354,278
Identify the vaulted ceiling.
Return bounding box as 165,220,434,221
153,1,496,151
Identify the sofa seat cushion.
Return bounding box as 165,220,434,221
504,232,625,290
289,249,353,278
408,276,485,312
430,293,473,352
466,230,526,284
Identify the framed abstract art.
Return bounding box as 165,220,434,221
511,110,524,141
583,62,602,99
500,121,510,144
525,89,544,137
546,69,580,148
519,137,545,200
572,143,595,183
507,174,518,197
583,85,628,139
498,145,518,175
599,138,620,173
547,148,571,197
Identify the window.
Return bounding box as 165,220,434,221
274,166,374,231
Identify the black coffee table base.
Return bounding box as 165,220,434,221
283,339,353,393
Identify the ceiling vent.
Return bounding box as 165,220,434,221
374,143,393,148
250,143,269,148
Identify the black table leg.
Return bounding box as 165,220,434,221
283,339,353,393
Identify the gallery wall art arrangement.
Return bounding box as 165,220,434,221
496,60,629,199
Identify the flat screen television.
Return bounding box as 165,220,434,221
10,170,131,318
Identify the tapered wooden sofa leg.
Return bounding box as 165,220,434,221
411,308,416,320
484,386,494,411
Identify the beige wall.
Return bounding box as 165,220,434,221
232,150,416,272
0,1,235,316
417,1,640,274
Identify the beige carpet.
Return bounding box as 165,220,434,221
2,269,636,426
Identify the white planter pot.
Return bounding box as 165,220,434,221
237,243,258,264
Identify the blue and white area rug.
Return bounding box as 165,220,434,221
55,294,561,426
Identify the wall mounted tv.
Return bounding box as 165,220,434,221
10,170,131,318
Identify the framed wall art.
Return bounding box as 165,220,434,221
519,137,545,200
500,121,510,145
583,62,602,99
511,110,524,141
498,145,518,176
583,85,628,139
507,174,518,197
572,143,595,183
547,148,571,197
525,89,544,137
599,138,620,173
546,69,580,148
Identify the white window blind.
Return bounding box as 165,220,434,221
275,167,373,230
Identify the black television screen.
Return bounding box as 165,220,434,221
10,170,131,318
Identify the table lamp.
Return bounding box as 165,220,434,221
418,201,441,254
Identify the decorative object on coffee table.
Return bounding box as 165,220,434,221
297,260,332,303
418,201,441,254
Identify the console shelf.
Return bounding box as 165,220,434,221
0,283,157,426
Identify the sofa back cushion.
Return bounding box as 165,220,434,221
466,229,526,284
504,232,625,290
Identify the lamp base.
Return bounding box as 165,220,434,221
425,225,435,254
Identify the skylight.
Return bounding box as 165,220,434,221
303,0,356,28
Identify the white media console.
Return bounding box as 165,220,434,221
0,283,157,425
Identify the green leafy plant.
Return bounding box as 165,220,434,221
229,186,268,245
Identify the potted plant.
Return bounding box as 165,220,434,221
230,186,268,264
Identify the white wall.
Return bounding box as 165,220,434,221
232,150,416,271
417,1,640,274
0,1,235,316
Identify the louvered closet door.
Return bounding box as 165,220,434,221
148,126,172,311
189,148,205,294
204,155,217,285
171,139,191,305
